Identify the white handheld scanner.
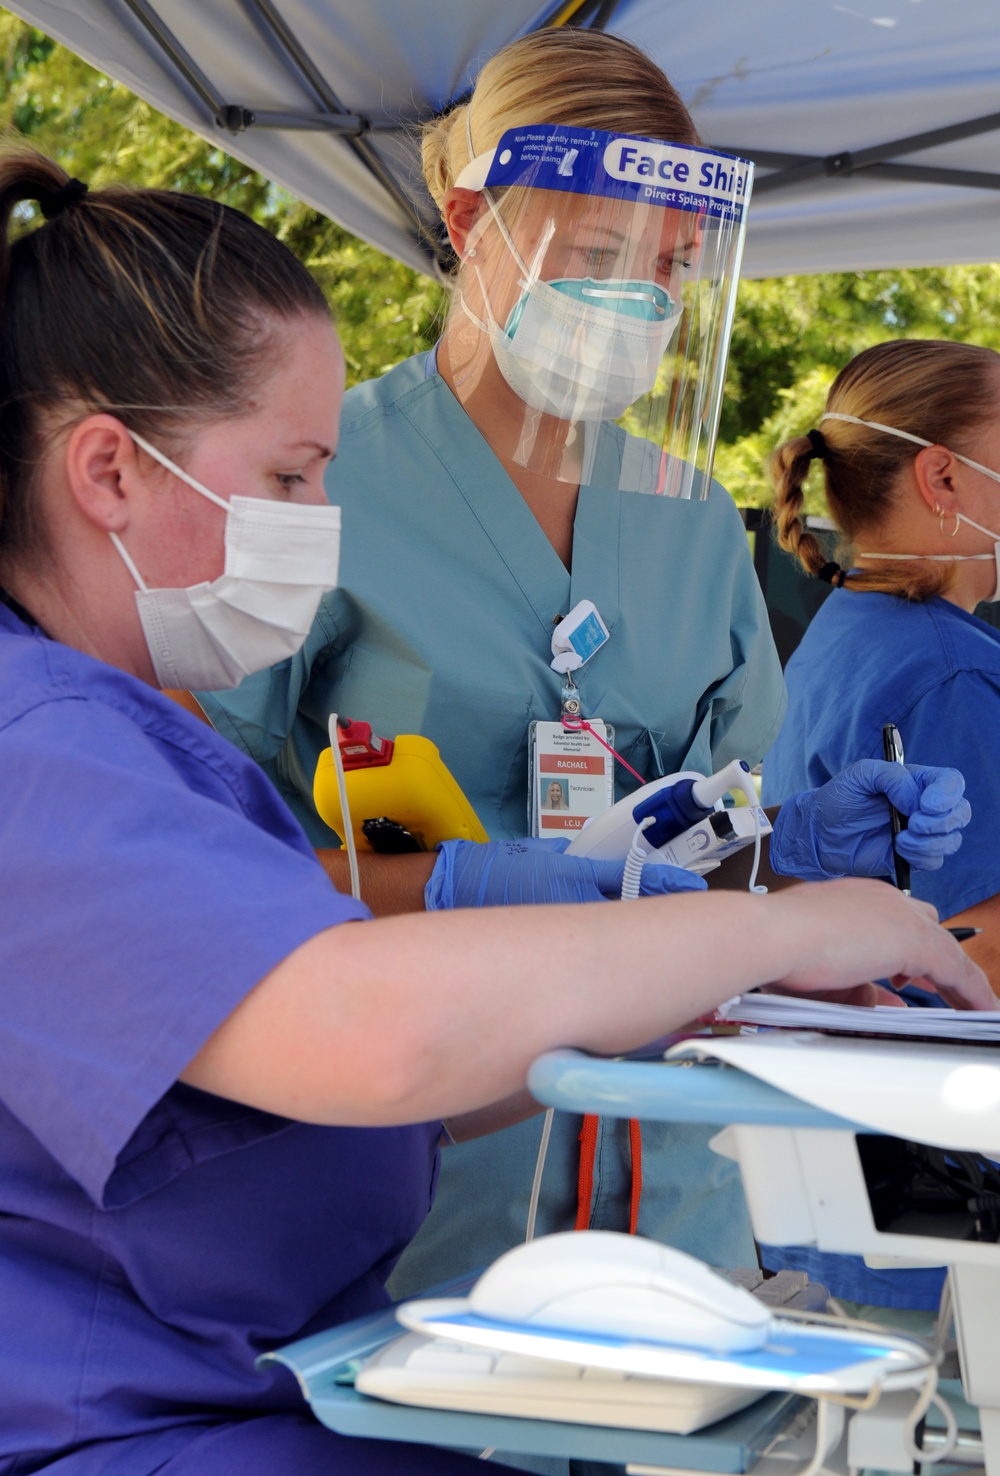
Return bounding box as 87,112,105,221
565,759,771,874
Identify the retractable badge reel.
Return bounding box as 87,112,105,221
529,600,617,838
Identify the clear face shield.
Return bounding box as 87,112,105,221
450,126,752,497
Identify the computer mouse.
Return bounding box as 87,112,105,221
468,1231,772,1354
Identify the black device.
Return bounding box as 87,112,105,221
360,816,423,854
859,1134,1000,1243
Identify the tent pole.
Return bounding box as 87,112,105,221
118,0,450,273
237,0,449,268
738,109,1000,196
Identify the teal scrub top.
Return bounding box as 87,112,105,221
200,351,785,1304
200,351,785,845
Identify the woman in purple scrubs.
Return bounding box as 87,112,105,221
0,152,987,1476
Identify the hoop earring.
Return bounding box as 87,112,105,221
939,508,960,538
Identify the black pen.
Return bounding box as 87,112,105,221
882,723,911,896
947,927,983,942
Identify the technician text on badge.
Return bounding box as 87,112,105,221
530,720,615,839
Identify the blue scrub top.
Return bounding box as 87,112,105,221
0,604,441,1474
200,350,785,846
764,589,1000,917
761,588,1000,1310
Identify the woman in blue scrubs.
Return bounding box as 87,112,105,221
0,153,987,1476
762,336,1000,1317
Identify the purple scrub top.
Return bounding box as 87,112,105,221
0,604,441,1474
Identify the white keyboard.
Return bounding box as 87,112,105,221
354,1331,762,1433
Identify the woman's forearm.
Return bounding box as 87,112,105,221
181,880,993,1128
315,848,436,916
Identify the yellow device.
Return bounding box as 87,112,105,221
314,732,488,853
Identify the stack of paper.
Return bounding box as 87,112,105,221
715,992,1000,1042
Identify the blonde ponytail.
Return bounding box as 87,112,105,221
421,105,473,213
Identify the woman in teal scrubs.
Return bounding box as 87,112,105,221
197,27,793,1321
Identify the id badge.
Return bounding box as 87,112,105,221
529,719,615,839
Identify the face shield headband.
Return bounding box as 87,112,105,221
823,411,1000,600
451,124,752,496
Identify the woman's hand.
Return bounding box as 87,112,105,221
770,761,971,881
766,877,995,1011
425,836,707,910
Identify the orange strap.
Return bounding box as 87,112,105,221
575,1114,600,1231
575,1115,643,1234
628,1117,643,1236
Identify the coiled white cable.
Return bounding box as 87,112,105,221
328,714,361,902
621,816,656,900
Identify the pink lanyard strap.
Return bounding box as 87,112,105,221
561,715,645,785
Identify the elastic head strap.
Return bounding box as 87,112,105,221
455,104,497,192
821,412,1000,488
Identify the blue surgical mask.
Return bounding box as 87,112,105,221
462,199,683,422
505,276,674,334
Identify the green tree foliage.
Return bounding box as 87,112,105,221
2,8,998,508
0,11,446,387
722,267,1000,507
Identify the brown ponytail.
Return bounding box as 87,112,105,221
770,339,1000,602
0,147,329,564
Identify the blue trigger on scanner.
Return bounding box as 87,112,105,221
632,779,712,850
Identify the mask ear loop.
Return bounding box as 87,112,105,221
109,532,149,592
822,411,1000,486
110,430,234,590
130,429,231,512
459,209,555,341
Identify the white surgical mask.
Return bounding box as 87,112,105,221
823,411,1000,601
111,431,341,690
462,199,682,422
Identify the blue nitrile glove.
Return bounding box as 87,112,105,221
769,760,971,882
425,837,708,910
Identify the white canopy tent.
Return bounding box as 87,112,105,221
4,0,999,279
